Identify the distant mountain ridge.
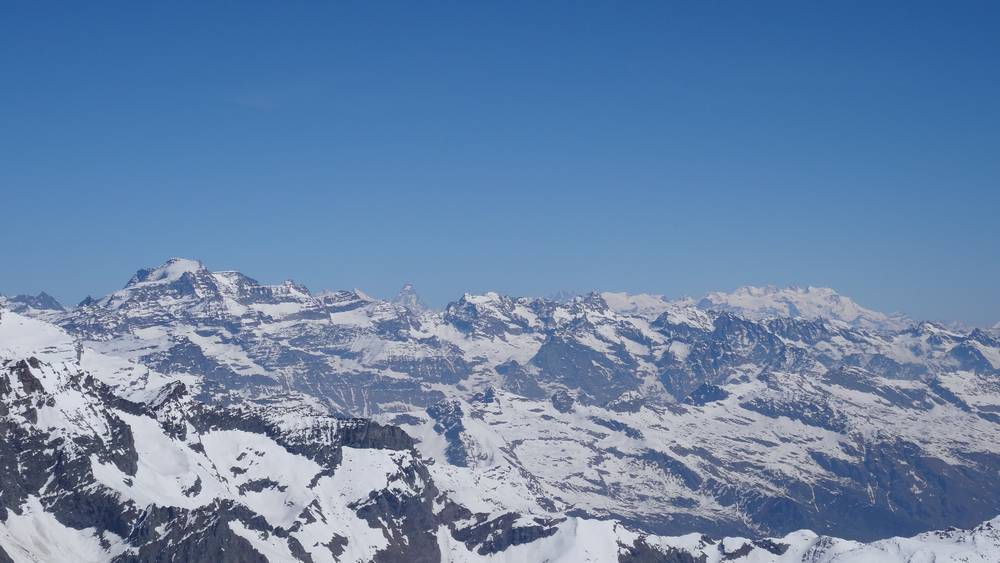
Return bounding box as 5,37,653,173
13,254,998,337
3,258,931,331
0,291,64,313
697,285,912,331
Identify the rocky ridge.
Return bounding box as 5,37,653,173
4,258,1000,560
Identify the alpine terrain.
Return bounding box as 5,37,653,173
3,258,1000,562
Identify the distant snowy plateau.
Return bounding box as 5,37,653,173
2,258,1000,562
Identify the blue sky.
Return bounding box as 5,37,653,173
2,2,998,325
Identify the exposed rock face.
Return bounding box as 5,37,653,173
550,389,575,413
0,292,64,313
4,259,1000,560
0,313,622,562
683,383,729,406
392,283,430,315
0,341,454,561
0,293,64,326
20,311,997,562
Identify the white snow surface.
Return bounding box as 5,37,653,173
3,310,999,561
5,261,1000,562
698,285,911,331
132,258,204,286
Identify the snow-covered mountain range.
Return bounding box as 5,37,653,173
697,285,913,332
3,258,1000,562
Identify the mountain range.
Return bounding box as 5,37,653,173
2,257,1000,562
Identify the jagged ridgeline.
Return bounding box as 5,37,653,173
2,258,1000,562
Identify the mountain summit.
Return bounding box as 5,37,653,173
391,282,429,313
697,285,911,331
0,291,64,313
126,257,206,287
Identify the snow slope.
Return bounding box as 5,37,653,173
2,309,999,562
5,259,1000,561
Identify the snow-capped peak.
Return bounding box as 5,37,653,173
0,291,64,312
126,257,205,287
461,291,504,305
697,285,911,331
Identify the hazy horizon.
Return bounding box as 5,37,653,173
0,255,982,328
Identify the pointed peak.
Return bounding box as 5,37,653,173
1,292,65,312
392,282,428,313
577,291,609,308
32,292,64,310
31,292,63,310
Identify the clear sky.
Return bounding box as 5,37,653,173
2,2,998,325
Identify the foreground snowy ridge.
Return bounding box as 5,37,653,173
1,311,999,562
